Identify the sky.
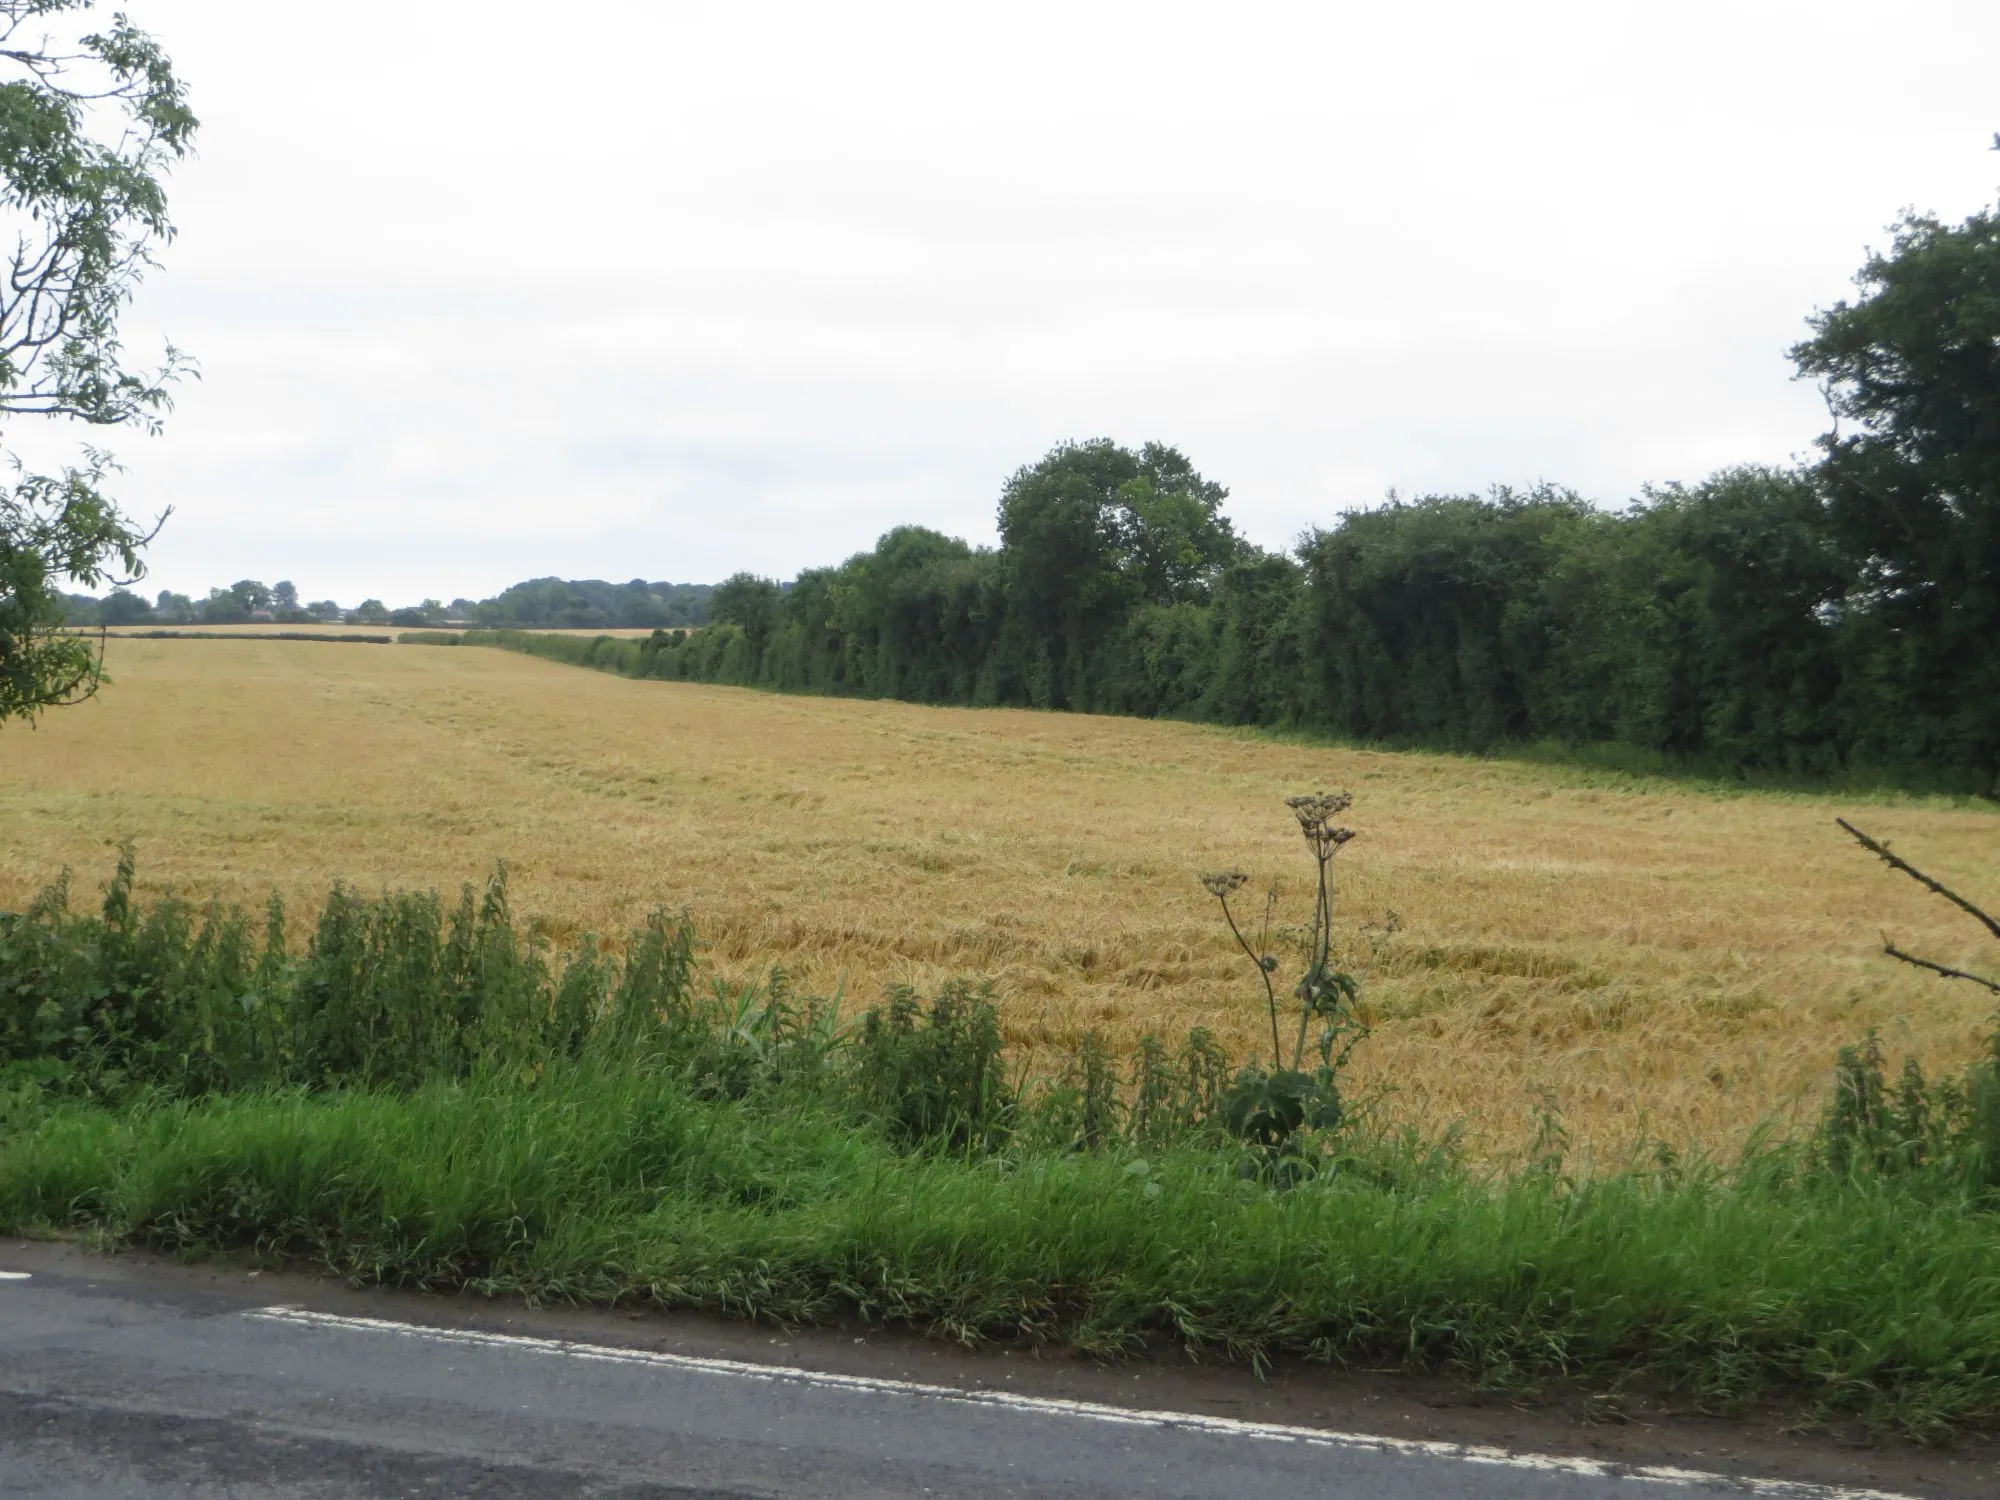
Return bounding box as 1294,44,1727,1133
54,0,2000,605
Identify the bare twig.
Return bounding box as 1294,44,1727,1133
1840,817,2000,994
1882,940,2000,995
1836,817,2000,944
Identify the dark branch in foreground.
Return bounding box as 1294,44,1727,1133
1882,940,2000,995
1839,817,2000,993
1836,817,2000,943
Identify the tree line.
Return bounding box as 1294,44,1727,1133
551,203,1998,794
64,576,714,630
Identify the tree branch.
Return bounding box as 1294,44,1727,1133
1837,817,2000,944
1882,940,2000,995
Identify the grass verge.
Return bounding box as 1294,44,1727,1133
5,1068,2000,1442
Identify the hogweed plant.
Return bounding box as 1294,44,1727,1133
1200,792,1369,1156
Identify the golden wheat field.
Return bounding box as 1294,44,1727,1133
4,638,1996,1157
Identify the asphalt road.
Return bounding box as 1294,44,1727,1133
0,1251,1926,1500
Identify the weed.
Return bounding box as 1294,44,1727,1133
851,981,1012,1151
1201,793,1370,1160
1035,1029,1123,1151
1820,1029,2000,1187
0,852,702,1099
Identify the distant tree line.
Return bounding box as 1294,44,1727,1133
498,203,2000,795
463,577,713,630
62,576,714,630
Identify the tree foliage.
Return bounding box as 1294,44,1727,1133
991,439,1240,708
467,576,711,631
1793,205,2000,775
577,390,2000,792
0,1,195,722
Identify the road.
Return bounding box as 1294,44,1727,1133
0,1245,1944,1500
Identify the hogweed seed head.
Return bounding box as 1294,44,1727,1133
1200,869,1249,898
1285,791,1354,832
1285,793,1356,862
1314,825,1357,852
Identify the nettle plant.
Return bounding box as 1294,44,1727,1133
1201,792,1369,1156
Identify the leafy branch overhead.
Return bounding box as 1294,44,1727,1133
0,1,196,723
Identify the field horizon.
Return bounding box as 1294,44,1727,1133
3,636,1995,1159
81,623,673,639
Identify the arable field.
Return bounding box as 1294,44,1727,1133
3,637,1994,1158
94,622,403,637
92,623,668,638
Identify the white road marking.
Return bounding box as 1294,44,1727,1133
0,1271,30,1281
247,1305,1914,1500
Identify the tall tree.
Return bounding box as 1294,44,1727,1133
0,2,195,722
709,571,782,655
995,438,1235,706
1792,202,2000,781
1114,441,1242,606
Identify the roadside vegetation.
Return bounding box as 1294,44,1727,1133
4,805,1999,1440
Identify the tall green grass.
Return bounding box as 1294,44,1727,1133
5,1070,2000,1437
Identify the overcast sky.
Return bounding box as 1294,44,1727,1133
80,1,2000,605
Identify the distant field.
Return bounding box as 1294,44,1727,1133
3,637,1994,1157
92,623,670,638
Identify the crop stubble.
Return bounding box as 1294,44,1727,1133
2,638,1993,1156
